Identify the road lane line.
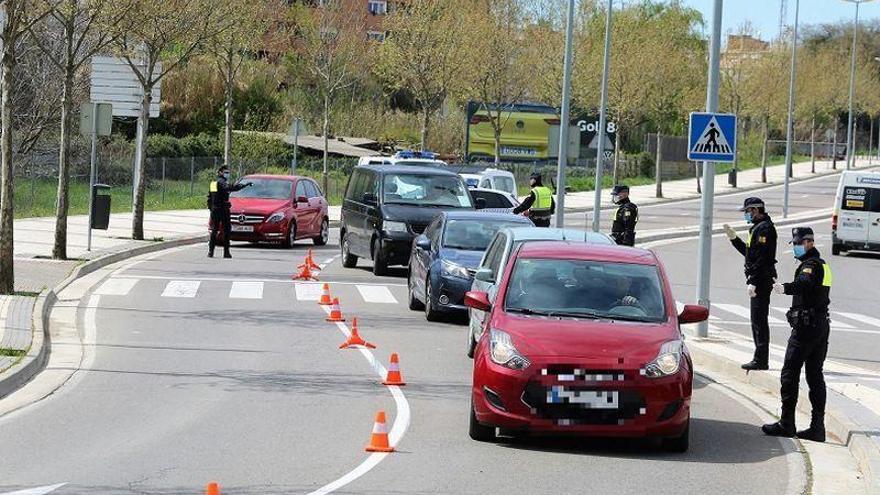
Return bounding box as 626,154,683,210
295,283,323,301
160,281,200,298
307,306,410,495
229,281,263,299
0,484,67,495
713,303,785,324
93,278,139,296
709,320,880,335
834,311,880,330
113,274,407,287
356,285,398,304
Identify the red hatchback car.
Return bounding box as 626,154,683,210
464,241,708,451
228,174,329,248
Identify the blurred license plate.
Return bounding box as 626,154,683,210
547,386,619,409
231,225,253,232
501,146,537,157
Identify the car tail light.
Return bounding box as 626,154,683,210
470,114,491,124
832,212,838,231
544,118,560,125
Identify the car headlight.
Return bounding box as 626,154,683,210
644,340,684,378
441,259,470,279
383,220,408,233
489,328,530,370
266,211,285,224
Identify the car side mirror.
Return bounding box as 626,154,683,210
474,198,487,210
296,195,309,203
678,304,709,324
474,268,494,283
362,192,377,204
416,236,431,250
464,291,492,312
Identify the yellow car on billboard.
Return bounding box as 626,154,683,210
465,102,560,162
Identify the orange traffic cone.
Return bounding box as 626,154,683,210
365,410,394,452
382,353,406,386
318,283,333,305
339,318,376,349
292,263,318,281
205,482,220,495
326,298,345,322
307,249,321,270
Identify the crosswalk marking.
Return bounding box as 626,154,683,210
713,303,785,324
229,281,263,299
356,285,398,304
94,278,139,296
295,283,323,301
161,281,200,298
834,311,880,330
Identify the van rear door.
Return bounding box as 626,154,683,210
865,186,880,248
839,181,871,246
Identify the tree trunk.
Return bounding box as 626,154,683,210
832,124,838,170
655,132,662,198
810,115,816,174
52,69,75,259
131,86,152,241
0,44,15,294
761,116,768,183
612,129,621,184
870,116,874,166
420,106,430,151
493,124,501,166
322,92,330,195
224,51,234,168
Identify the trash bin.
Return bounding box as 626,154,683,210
727,169,738,188
91,184,111,230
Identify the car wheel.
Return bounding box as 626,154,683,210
424,276,440,322
283,221,296,249
469,399,496,442
313,218,329,246
832,244,841,256
662,419,689,453
372,239,389,276
408,269,425,311
341,233,358,268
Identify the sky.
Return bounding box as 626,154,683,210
680,0,880,41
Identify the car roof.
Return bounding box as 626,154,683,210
357,164,459,176
242,174,301,182
516,241,658,265
502,227,614,244
440,210,532,223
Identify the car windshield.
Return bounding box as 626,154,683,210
504,259,667,322
230,178,292,200
383,173,473,208
443,219,524,251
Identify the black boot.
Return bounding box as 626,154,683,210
762,411,796,437
208,250,214,258
797,416,826,442
223,251,232,259
742,360,769,371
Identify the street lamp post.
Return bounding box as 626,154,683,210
843,0,875,170
591,0,614,233
782,0,800,219
554,0,576,228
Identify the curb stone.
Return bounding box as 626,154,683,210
0,233,208,400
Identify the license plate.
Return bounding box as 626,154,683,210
547,386,619,409
231,225,254,232
501,146,537,157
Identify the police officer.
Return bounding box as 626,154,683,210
512,172,555,227
610,185,638,246
723,197,778,370
208,165,251,258
763,227,832,442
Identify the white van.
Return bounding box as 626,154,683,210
832,170,880,255
357,150,447,168
459,168,518,196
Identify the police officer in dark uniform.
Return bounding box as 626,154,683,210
763,227,832,442
610,185,638,246
207,165,251,258
723,197,778,370
512,172,555,227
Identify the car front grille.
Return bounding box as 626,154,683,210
231,213,265,225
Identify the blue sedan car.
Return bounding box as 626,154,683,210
407,211,533,321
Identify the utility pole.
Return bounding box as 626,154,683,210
782,0,800,218
591,0,614,233
554,0,576,228
843,0,875,169
695,0,723,338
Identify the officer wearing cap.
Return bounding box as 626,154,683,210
610,185,638,246
722,196,778,370
512,172,555,227
763,227,832,442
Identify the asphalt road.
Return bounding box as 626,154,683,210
0,234,804,494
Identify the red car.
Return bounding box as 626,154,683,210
227,175,329,248
464,241,708,451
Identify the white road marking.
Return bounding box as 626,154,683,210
356,285,398,304
307,306,410,495
93,278,138,296
160,281,200,298
834,311,880,330
713,303,785,324
828,382,880,414
112,274,406,287
295,283,324,301
0,484,67,495
229,281,263,299
710,320,880,335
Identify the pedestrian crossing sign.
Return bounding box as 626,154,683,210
687,112,737,162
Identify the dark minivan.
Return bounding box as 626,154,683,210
340,164,476,275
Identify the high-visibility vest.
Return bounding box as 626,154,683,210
209,181,218,193
821,263,833,287
531,186,553,212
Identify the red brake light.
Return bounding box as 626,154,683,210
832,214,838,231
544,118,560,125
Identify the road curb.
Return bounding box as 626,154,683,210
690,342,880,494
0,233,208,401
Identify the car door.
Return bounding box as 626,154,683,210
839,183,871,246
471,233,507,331
305,180,325,235
343,170,370,257
412,217,442,299
294,180,314,237
472,190,513,209
867,187,880,247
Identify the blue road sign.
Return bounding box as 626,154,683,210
688,112,737,162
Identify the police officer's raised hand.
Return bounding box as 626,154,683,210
723,224,738,240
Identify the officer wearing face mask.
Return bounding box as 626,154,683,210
722,197,777,370
610,185,638,246
512,172,555,227
762,227,832,442
207,165,252,258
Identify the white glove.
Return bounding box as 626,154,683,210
621,295,638,306
747,284,756,298
772,283,785,295
723,224,738,241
